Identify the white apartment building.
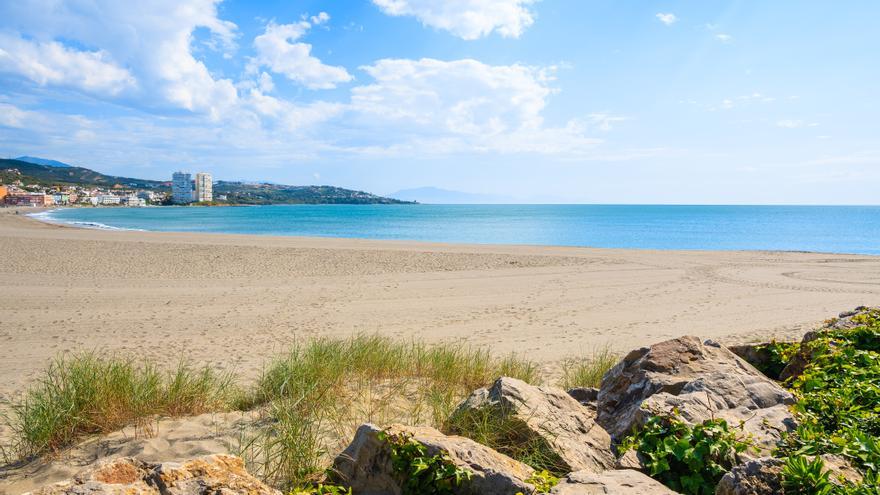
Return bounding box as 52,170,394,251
172,171,193,204
194,172,212,202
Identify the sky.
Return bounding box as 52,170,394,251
0,0,878,204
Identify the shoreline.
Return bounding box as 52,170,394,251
20,206,880,258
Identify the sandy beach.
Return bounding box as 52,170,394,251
1,207,880,493
1,207,878,401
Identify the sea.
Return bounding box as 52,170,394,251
36,204,880,255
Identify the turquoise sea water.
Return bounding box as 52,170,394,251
40,205,880,255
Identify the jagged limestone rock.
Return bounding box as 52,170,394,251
332,423,536,495
597,336,796,455
451,377,615,473
715,455,863,495
549,469,679,494
23,455,279,495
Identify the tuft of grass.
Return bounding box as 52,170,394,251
444,405,568,475
236,335,539,490
2,335,539,492
3,353,238,460
558,346,619,390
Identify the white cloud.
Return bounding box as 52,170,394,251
715,33,733,43
0,102,34,128
656,13,677,26
258,72,274,93
0,0,240,117
252,20,353,90
587,113,628,131
347,58,598,154
777,119,803,128
777,119,818,129
372,0,538,40
0,3,601,160
0,33,135,95
738,92,775,103
310,12,330,25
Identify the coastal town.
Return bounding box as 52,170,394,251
0,168,213,208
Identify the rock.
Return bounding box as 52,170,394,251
613,449,644,471
549,470,679,494
451,377,615,474
567,387,599,404
567,388,599,414
715,455,863,495
596,336,796,455
824,306,879,331
24,455,279,495
332,423,535,495
821,454,864,487
714,457,784,495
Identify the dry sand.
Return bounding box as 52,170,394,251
2,207,879,399
1,206,880,493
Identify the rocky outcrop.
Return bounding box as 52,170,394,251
549,469,679,494
715,455,863,495
452,377,615,474
596,336,796,454
23,455,279,495
332,423,535,495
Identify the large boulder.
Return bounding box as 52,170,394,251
596,336,796,454
451,377,615,474
715,455,863,495
23,455,279,495
549,470,679,494
331,423,536,495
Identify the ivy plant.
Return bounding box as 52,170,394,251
378,430,472,495
619,414,751,495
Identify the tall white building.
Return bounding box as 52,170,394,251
171,171,193,204
194,172,212,202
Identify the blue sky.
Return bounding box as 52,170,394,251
0,0,878,204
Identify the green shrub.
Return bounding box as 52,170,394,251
789,326,880,436
525,470,560,493
378,430,472,495
776,314,880,493
3,354,237,459
782,456,833,495
754,340,800,379
619,414,751,495
559,346,618,390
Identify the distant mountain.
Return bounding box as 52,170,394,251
14,156,74,168
389,186,512,204
214,181,413,205
0,158,165,189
